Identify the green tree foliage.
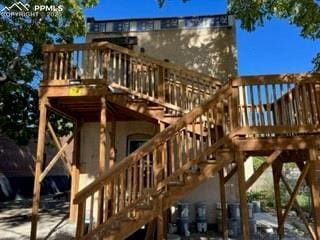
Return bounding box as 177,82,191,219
0,0,97,144
158,0,320,71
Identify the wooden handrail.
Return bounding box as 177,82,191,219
232,73,320,86
42,41,222,112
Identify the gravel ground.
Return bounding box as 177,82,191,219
0,199,313,240
0,198,75,240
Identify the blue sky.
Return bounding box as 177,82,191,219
84,0,320,76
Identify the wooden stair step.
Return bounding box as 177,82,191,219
198,160,217,165
147,106,165,110
136,202,153,210
168,181,184,186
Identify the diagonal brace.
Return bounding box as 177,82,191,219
40,133,74,182
278,162,310,232
47,122,72,175
281,174,316,240
246,150,282,190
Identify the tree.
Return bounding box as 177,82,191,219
158,0,320,71
0,0,97,144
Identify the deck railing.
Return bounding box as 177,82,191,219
231,74,320,136
42,42,222,112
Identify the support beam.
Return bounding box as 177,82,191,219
145,219,156,240
69,121,81,223
278,162,310,233
31,101,47,240
224,165,237,183
157,122,167,240
308,149,320,239
246,150,282,190
99,95,107,174
281,174,316,240
272,162,284,237
39,134,74,182
98,95,107,224
47,122,72,175
219,169,228,239
236,151,250,239
109,119,116,168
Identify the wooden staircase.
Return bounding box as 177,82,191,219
39,42,320,240
73,84,236,240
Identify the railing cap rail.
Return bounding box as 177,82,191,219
232,73,320,86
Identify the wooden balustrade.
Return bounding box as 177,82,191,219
231,74,320,136
42,42,221,112
73,84,233,239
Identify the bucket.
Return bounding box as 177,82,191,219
195,202,207,221
216,202,227,219
249,219,257,235
228,218,241,238
248,203,254,219
228,203,240,219
196,219,207,233
177,202,189,221
177,218,190,236
252,201,261,213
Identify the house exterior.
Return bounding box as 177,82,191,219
31,12,320,240
81,14,238,223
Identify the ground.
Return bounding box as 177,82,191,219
0,198,313,240
0,198,74,240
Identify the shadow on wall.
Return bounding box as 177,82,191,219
130,27,238,81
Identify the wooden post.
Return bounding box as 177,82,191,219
156,122,167,240
272,162,284,237
309,149,320,239
75,202,86,239
109,119,116,168
30,101,47,240
98,95,107,224
69,121,81,223
219,169,228,239
236,151,250,239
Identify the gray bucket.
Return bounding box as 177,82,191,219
228,218,241,238
196,219,207,233
249,219,257,235
177,202,189,221
228,203,240,219
252,201,261,213
216,202,228,219
177,218,190,236
195,201,207,221
248,203,254,219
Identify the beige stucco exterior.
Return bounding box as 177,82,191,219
87,26,237,81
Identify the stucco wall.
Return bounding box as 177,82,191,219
86,27,237,82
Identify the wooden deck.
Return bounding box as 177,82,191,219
30,41,320,240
